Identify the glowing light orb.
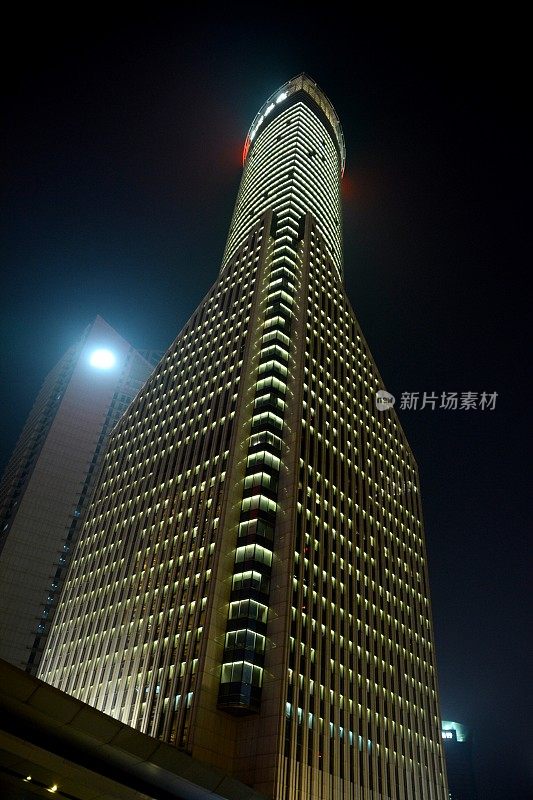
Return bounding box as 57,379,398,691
89,349,116,369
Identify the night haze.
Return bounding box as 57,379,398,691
1,9,530,800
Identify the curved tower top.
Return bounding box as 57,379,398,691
225,74,345,274
243,73,346,174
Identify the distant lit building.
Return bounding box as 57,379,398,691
0,316,153,674
441,721,478,800
40,76,448,799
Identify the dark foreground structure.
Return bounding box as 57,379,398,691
39,76,448,799
0,658,267,800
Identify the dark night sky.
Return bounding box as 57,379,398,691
1,10,530,799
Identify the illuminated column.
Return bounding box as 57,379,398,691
218,77,345,713
218,223,296,712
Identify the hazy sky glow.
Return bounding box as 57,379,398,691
1,10,529,799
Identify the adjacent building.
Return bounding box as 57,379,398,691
39,75,448,799
441,721,477,800
0,316,153,674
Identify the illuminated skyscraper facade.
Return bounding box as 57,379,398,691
40,76,448,800
0,316,153,673
441,722,477,800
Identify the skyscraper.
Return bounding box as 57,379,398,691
441,721,478,800
39,75,448,800
0,316,153,674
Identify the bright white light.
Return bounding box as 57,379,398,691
276,92,287,103
89,349,116,369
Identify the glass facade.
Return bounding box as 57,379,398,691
39,75,448,800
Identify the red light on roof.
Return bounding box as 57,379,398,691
243,137,251,165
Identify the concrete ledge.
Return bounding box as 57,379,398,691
0,658,269,800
